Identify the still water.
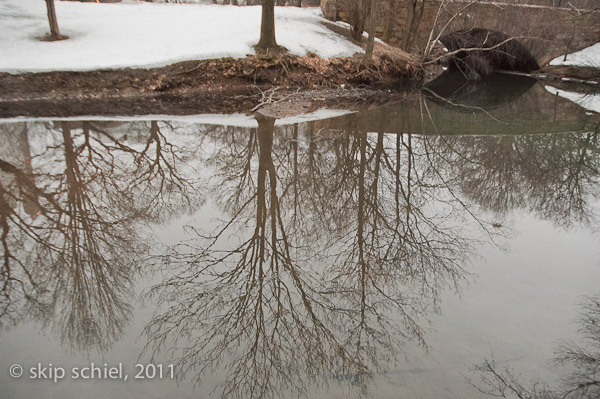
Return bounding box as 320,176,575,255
0,76,599,399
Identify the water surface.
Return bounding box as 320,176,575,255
1,76,599,399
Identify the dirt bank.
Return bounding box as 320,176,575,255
0,46,422,118
537,65,600,85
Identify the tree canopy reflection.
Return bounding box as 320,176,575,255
143,116,502,398
472,294,600,399
1,110,599,397
425,128,600,228
0,120,200,351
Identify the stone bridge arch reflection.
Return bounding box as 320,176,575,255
425,69,537,111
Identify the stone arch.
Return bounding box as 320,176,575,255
439,28,540,79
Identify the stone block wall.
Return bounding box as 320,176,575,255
321,0,600,66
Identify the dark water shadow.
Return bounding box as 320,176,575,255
424,69,537,112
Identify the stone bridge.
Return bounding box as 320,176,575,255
321,0,600,67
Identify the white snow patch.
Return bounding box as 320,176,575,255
179,113,259,127
550,42,600,67
0,109,355,126
275,108,354,125
333,20,387,45
0,0,363,73
544,85,600,114
0,113,255,126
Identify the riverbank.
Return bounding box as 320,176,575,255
0,46,422,118
0,1,423,117
4,49,600,119
2,1,598,118
538,65,600,85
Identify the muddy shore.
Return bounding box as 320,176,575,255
0,47,597,119
0,47,422,118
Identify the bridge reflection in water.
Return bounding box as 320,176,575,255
0,76,599,399
319,71,600,136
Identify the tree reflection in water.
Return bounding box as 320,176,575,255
0,120,199,351
143,115,501,398
428,128,600,228
472,295,600,399
1,111,599,398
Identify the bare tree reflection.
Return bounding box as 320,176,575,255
317,123,491,381
0,120,200,352
145,116,366,397
472,295,600,399
0,123,44,327
425,128,600,228
2,106,595,395
417,89,600,228
144,117,494,398
76,120,200,223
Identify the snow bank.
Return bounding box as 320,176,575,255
549,42,600,67
333,20,387,45
0,0,363,73
544,85,600,114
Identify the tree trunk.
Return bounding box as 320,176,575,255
296,0,302,7
45,0,62,41
382,0,395,43
257,0,278,51
403,0,425,52
365,0,377,61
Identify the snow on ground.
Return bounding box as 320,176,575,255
550,42,600,67
544,85,600,114
0,0,363,73
333,20,387,45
